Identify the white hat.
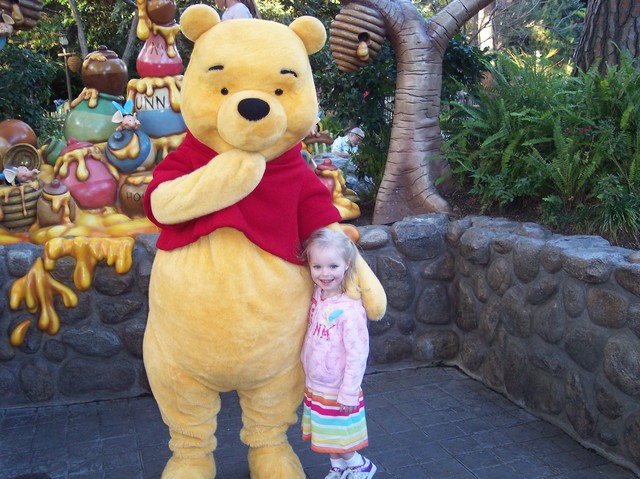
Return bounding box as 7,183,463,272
349,127,365,138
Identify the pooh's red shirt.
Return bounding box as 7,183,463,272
143,130,342,265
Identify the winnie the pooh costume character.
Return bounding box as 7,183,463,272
142,5,387,479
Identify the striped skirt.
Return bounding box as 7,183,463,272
301,386,368,454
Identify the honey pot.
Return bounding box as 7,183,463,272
36,179,77,227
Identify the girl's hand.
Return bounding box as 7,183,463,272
338,403,357,414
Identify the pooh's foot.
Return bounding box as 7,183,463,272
161,454,215,479
248,443,304,479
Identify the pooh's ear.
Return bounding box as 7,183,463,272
289,16,326,55
180,4,221,42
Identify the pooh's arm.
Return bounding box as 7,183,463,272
348,254,387,321
327,223,387,321
150,150,266,224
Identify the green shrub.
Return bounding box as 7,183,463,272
441,52,563,211
37,108,67,143
0,43,57,131
442,34,494,101
591,175,640,246
495,0,585,63
441,49,640,241
350,126,391,202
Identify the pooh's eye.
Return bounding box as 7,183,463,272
275,89,283,96
221,88,229,95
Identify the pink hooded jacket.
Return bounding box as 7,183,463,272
301,287,369,406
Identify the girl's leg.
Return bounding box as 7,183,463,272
343,451,362,466
338,452,355,461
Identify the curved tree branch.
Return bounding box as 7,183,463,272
332,0,493,224
431,0,491,45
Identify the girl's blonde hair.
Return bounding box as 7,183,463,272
301,227,358,291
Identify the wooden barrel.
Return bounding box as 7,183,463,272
0,181,42,231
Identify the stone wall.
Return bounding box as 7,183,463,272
0,235,156,406
359,215,640,476
1,215,639,474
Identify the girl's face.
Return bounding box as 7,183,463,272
214,0,225,8
308,245,348,299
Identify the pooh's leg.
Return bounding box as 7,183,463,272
239,363,305,479
145,330,220,479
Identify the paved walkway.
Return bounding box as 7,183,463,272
1,366,636,479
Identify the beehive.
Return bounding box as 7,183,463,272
0,0,43,31
0,180,42,231
330,3,386,73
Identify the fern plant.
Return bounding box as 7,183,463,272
441,52,564,210
592,175,640,247
440,48,640,244
528,119,604,205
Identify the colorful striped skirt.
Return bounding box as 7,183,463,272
301,386,368,454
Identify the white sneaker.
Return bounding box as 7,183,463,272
341,456,377,479
325,466,345,479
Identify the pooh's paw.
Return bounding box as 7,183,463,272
208,149,266,201
361,289,387,321
248,443,304,479
346,254,387,321
161,454,215,479
231,150,266,180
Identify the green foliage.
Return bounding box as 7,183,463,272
441,49,640,242
313,40,395,130
17,1,66,52
311,33,395,195
592,175,640,246
494,0,585,63
411,0,451,17
351,126,391,202
256,0,294,23
0,43,57,130
64,0,137,53
279,0,340,23
442,34,493,101
441,53,561,210
37,109,67,143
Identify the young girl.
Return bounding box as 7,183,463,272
214,0,260,20
300,228,377,479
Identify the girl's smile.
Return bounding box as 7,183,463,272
308,245,349,299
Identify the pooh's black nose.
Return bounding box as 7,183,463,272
237,98,270,122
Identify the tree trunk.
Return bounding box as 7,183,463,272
340,0,493,224
121,9,139,65
573,0,640,74
376,2,452,223
477,3,495,50
67,0,88,58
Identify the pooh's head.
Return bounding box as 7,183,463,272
179,5,326,160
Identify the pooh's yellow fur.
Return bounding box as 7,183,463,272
143,6,386,478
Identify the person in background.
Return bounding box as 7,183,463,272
331,127,365,159
214,0,259,20
300,228,377,479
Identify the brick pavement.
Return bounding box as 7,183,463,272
1,366,636,479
